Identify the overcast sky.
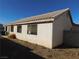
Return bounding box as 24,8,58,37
0,0,79,24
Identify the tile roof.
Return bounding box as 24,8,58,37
7,8,69,25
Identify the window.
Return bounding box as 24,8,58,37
6,26,7,31
27,24,37,35
17,25,22,33
7,26,10,32
11,25,14,32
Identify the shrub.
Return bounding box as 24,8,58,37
8,34,16,39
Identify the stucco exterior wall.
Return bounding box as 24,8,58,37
37,23,53,48
8,22,53,49
53,12,72,47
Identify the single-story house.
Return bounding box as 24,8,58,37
5,8,72,49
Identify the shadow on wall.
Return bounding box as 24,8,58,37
0,37,44,59
55,30,79,49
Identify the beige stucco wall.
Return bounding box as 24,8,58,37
37,23,53,48
9,22,53,49
53,12,72,47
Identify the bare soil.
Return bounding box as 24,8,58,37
1,36,79,59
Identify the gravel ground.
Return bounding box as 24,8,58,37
2,36,79,59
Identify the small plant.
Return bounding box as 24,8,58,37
8,34,16,39
5,32,9,35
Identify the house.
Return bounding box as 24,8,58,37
5,8,72,49
0,24,4,35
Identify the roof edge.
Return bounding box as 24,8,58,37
6,8,70,26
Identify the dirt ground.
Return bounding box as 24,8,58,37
1,36,79,59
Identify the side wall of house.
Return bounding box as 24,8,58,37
53,11,72,47
8,22,53,49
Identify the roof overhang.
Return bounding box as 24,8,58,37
7,18,54,26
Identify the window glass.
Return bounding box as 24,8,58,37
11,25,14,32
27,24,37,35
17,25,22,33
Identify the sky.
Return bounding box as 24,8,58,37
0,0,79,24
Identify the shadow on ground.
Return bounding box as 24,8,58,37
0,36,44,59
